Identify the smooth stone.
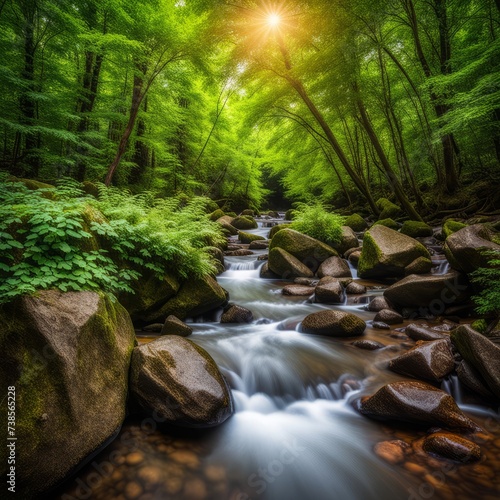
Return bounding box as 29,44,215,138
346,282,367,295
315,276,345,304
220,304,253,324
367,296,391,312
405,324,448,341
423,432,481,463
374,440,409,465
372,321,391,330
301,310,366,337
282,284,316,296
352,340,385,350
161,315,193,337
317,256,352,279
374,309,403,325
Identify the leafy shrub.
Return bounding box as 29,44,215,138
290,203,345,246
0,178,224,303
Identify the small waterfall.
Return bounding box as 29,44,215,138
227,260,261,271
433,259,450,275
347,260,358,279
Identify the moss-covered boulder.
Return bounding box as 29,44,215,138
205,246,225,275
0,290,136,498
376,198,401,220
270,228,338,273
269,223,291,239
81,180,99,198
443,220,467,239
216,216,238,236
358,225,432,279
129,336,233,427
301,310,366,337
209,209,225,221
345,213,368,232
383,271,470,308
240,209,255,216
285,209,295,221
400,221,433,238
373,218,400,230
239,231,265,244
268,247,314,279
142,276,228,322
444,224,500,274
231,215,258,230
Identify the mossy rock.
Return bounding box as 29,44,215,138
400,221,433,238
143,276,228,322
443,220,467,239
9,177,56,199
345,213,368,232
205,199,220,213
471,319,488,334
226,211,238,217
81,181,99,198
373,218,400,230
269,223,291,239
209,209,225,221
285,209,296,221
239,231,265,244
241,209,255,216
231,215,258,230
376,198,401,220
0,290,136,498
270,228,338,273
268,247,314,279
301,310,366,337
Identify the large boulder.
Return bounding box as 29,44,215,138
444,224,500,274
268,247,314,279
388,339,455,382
376,198,401,219
301,310,366,337
334,226,359,256
269,223,291,239
345,214,368,232
317,256,352,279
451,325,500,399
400,221,433,238
142,276,228,322
0,291,136,498
456,359,495,399
314,277,345,304
358,225,431,279
356,381,480,432
220,304,254,323
442,220,467,239
129,336,233,427
405,324,448,342
374,309,403,325
270,229,338,273
231,215,258,230
383,271,470,308
239,231,265,244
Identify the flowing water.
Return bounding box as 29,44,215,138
56,222,500,500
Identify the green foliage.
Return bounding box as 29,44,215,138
0,178,224,303
290,203,345,246
471,250,500,322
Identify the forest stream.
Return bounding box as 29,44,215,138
56,218,500,500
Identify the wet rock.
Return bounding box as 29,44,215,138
268,247,315,279
442,220,467,239
374,440,409,465
352,340,385,350
422,433,481,463
314,277,345,304
249,240,269,250
269,228,337,273
216,217,238,236
372,321,391,330
301,310,366,337
376,198,402,219
451,325,500,399
239,231,265,244
129,336,233,427
231,215,258,230
405,324,448,341
269,223,291,239
456,360,495,399
356,381,480,432
348,250,361,265
294,277,319,286
383,271,470,308
400,221,433,238
346,282,367,295
143,323,163,333
373,218,400,230
259,262,279,279
161,315,193,337
358,225,432,279
374,309,403,325
367,296,391,312
257,254,269,261
220,304,254,324
444,224,500,274
317,256,352,279
335,226,359,256
282,284,316,296
405,256,435,276
225,249,254,257
0,291,136,498
388,339,454,382
345,213,368,232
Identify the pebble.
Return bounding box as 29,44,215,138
374,440,408,465
170,450,200,469
404,462,426,475
138,466,163,484
126,452,144,465
124,482,143,499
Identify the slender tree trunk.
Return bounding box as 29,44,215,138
130,96,149,185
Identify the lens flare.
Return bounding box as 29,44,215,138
267,13,281,27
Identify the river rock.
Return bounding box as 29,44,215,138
405,324,448,341
129,336,233,427
334,226,359,256
376,198,401,219
372,321,391,330
249,240,269,250
374,440,409,465
216,216,238,235
358,225,432,279
451,325,500,399
301,310,366,337
367,296,391,312
161,315,193,337
142,276,228,322
383,271,470,308
348,250,361,265
282,284,316,296
346,282,367,294
225,249,254,257
143,323,163,333
356,381,480,432
294,277,319,286
268,247,314,279
374,309,403,325
220,304,253,323
0,291,136,498
456,359,495,399
317,256,352,279
231,215,258,230
314,277,345,304
260,262,279,279
388,339,454,382
269,223,291,239
345,214,368,232
269,229,338,273
352,340,385,350
400,221,433,238
444,224,500,274
422,433,481,463
239,231,265,244
205,246,225,275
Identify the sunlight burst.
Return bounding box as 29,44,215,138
267,13,281,28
